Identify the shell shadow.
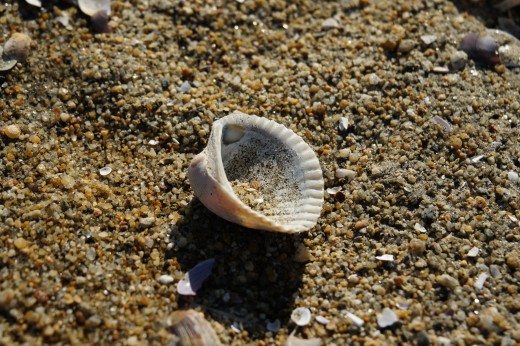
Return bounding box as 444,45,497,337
167,198,306,337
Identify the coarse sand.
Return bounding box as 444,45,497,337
1,0,519,345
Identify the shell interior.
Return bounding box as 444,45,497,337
219,112,323,232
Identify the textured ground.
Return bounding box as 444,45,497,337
0,0,519,345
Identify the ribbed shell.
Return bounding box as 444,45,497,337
188,111,324,233
166,310,220,346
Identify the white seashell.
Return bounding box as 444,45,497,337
78,0,111,17
188,111,324,233
291,307,312,326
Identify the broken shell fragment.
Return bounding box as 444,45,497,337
166,310,220,346
188,111,324,233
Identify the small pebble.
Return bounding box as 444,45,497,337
450,51,468,70
436,274,459,290
14,238,30,250
4,125,21,139
409,239,426,254
139,217,155,229
397,39,415,53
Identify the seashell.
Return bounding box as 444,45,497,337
188,111,324,233
78,0,111,17
3,33,32,62
460,33,501,66
166,310,220,346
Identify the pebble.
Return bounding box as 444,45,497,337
505,253,520,268
4,125,21,139
14,237,30,250
0,290,15,310
436,274,459,290
397,39,415,53
420,34,437,45
450,51,468,70
139,217,155,229
409,239,426,254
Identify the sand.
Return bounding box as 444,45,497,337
1,0,519,345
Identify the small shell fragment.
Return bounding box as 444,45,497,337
158,275,174,284
431,116,453,132
315,316,330,325
345,312,364,327
338,116,349,131
166,310,220,346
291,307,312,326
25,0,42,7
335,168,355,179
375,254,394,262
377,308,399,328
414,223,427,233
99,166,112,176
467,247,480,257
474,272,488,290
322,18,340,30
177,258,215,296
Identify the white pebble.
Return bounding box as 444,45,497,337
414,223,427,233
420,34,437,45
375,254,394,262
507,171,519,182
467,247,479,257
291,307,312,326
157,275,174,284
99,166,112,176
377,308,398,328
474,272,488,290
